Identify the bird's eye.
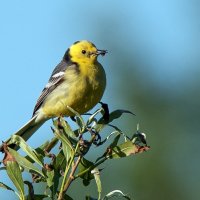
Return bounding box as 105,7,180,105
82,50,86,54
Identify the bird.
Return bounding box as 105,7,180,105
1,40,107,149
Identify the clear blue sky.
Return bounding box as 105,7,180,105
0,0,198,133
0,1,199,199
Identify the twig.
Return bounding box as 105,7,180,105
58,125,104,199
57,142,80,200
63,155,82,192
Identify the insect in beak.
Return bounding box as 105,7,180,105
96,49,108,56
90,49,108,57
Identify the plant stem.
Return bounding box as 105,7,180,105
62,155,82,192
58,125,103,199
58,142,80,200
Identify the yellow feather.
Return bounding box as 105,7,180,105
1,40,107,149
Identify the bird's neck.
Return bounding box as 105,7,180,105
80,61,99,77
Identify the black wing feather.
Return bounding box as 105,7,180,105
32,77,64,116
32,60,68,116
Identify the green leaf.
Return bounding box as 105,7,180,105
93,122,106,133
62,141,74,163
108,109,134,123
6,161,25,200
62,194,74,200
106,141,139,159
85,196,97,200
94,109,134,133
10,135,44,167
44,165,60,198
109,134,121,149
98,124,129,147
86,108,103,126
96,133,121,163
46,170,54,188
24,181,34,199
49,151,66,196
53,124,73,150
67,106,86,131
91,168,102,200
98,109,134,126
59,117,77,139
78,157,94,185
52,126,74,162
109,125,129,141
0,166,6,171
34,140,50,157
52,118,78,144
25,194,48,200
0,182,15,192
8,148,45,177
53,150,66,172
103,190,131,200
0,182,20,199
54,121,75,163
48,171,61,198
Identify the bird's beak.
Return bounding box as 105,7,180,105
90,49,108,57
96,49,108,56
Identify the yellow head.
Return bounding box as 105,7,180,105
64,40,107,64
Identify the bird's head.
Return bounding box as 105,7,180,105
64,40,107,64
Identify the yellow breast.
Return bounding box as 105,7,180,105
42,62,106,117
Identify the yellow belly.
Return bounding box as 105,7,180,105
42,64,106,117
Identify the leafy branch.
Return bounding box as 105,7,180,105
0,105,150,200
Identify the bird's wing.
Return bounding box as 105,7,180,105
32,60,77,116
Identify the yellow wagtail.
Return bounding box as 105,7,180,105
1,40,107,148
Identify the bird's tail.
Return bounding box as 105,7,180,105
1,114,46,150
